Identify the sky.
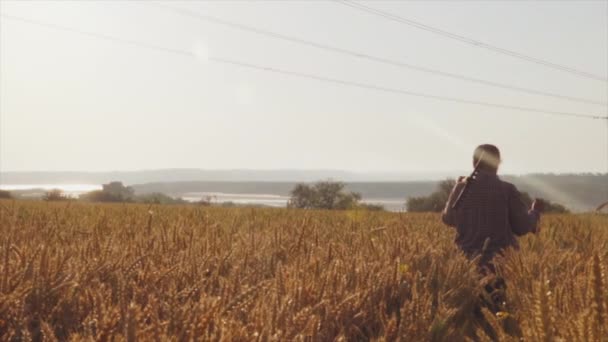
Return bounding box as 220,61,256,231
0,0,607,175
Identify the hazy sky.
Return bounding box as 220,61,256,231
1,0,607,174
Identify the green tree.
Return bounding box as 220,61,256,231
43,189,69,201
102,181,135,201
407,179,455,212
288,184,316,209
80,181,134,202
288,180,362,210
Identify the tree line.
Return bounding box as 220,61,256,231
0,179,568,212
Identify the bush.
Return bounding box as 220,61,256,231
43,189,69,201
0,190,13,199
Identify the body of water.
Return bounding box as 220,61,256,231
183,192,405,211
182,192,289,207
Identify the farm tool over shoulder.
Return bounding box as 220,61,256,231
452,151,485,210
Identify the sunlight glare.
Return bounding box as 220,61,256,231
192,41,210,62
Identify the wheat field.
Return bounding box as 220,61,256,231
0,200,606,341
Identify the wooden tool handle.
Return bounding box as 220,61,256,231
451,151,485,210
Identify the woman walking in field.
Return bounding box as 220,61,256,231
440,144,545,339
441,144,544,274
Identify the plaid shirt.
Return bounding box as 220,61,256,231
442,171,540,260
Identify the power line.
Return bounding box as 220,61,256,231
1,14,194,57
1,13,606,121
336,0,608,83
207,58,607,120
151,3,606,107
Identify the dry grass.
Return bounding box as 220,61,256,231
0,200,606,341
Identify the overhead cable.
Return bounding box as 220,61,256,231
152,3,606,106
336,0,608,82
2,13,606,121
